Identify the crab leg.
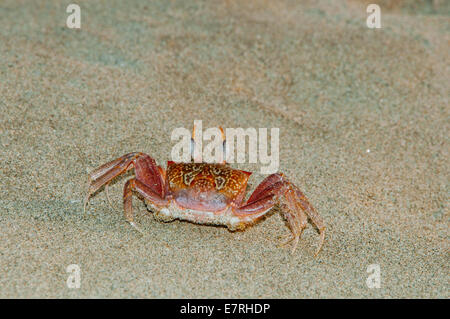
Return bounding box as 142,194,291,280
84,152,140,212
234,173,325,256
123,178,167,233
280,180,323,255
84,152,167,220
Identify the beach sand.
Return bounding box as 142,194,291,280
0,0,448,298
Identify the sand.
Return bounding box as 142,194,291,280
0,0,448,298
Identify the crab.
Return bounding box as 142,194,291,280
83,128,326,256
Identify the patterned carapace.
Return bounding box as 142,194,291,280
167,162,251,198
166,162,253,212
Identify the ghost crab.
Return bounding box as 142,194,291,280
84,128,326,256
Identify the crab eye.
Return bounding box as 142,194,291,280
222,139,227,163
190,137,195,162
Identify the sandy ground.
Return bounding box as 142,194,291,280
0,0,448,298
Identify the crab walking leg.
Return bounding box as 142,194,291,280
278,177,326,256
279,184,313,255
104,183,115,209
123,178,167,233
84,152,142,213
84,152,166,214
231,193,274,219
235,173,325,256
291,182,326,256
245,173,285,203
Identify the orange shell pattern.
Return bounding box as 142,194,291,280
167,162,251,201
